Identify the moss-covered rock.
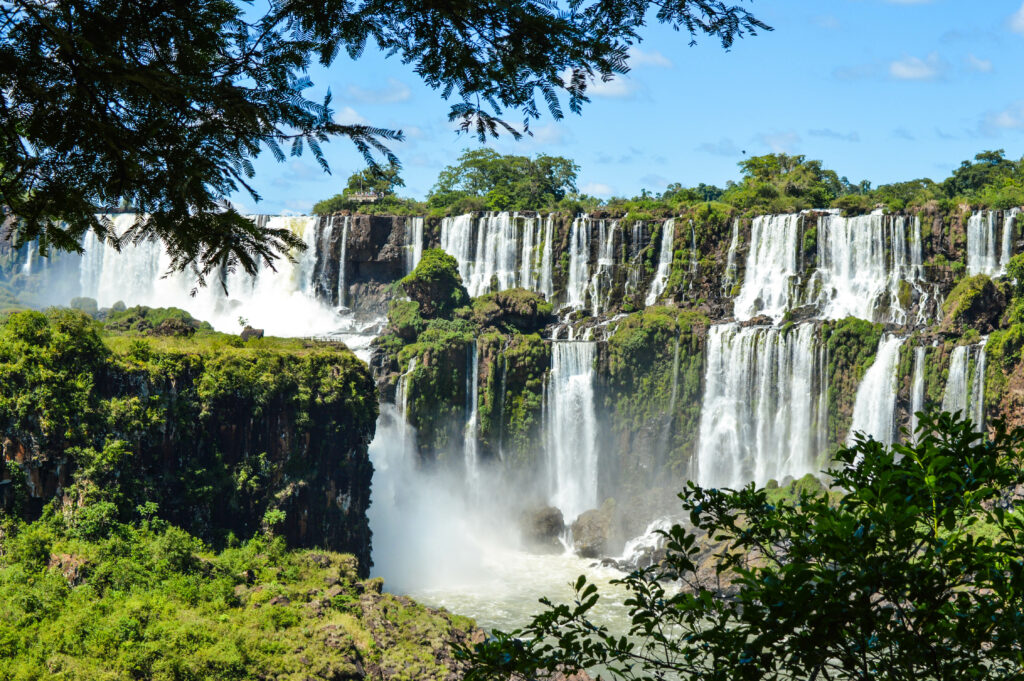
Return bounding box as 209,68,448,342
398,249,469,319
822,318,885,444
941,274,1006,333
457,288,554,334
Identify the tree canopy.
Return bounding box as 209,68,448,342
461,413,1024,681
0,0,769,276
428,149,580,212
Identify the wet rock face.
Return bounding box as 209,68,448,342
520,506,565,554
571,502,614,558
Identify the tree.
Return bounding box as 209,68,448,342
0,0,769,276
461,413,1024,681
944,150,1019,197
312,165,406,214
428,149,580,211
721,153,845,211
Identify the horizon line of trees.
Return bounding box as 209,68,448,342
313,148,1024,218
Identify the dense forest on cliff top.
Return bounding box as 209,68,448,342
314,149,1024,218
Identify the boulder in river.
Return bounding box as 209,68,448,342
520,506,565,553
571,499,615,558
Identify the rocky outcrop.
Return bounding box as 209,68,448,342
0,310,378,575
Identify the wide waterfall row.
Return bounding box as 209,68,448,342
735,211,933,325
437,212,679,313
696,322,828,489
440,213,556,300
9,213,409,343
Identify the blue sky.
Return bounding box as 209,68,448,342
236,1,1024,214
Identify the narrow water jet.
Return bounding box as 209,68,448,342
547,341,598,522
848,335,904,446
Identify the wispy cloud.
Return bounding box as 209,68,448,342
334,106,368,125
640,174,670,189
347,78,412,104
980,102,1024,134
581,182,614,197
833,62,882,81
889,53,947,80
1011,2,1024,34
892,127,916,141
628,46,673,68
884,0,933,4
696,138,741,157
809,128,861,142
757,132,801,154
966,54,994,73
811,14,840,30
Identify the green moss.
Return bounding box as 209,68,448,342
0,520,476,681
822,318,885,444
398,249,469,319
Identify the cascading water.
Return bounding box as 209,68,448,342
547,341,599,523
1001,208,1019,271
816,213,912,323
589,219,618,315
696,322,826,488
464,342,481,498
337,216,350,307
645,218,676,306
539,216,555,302
519,216,537,291
734,214,801,322
467,212,519,296
910,346,926,440
76,214,350,339
847,335,904,446
566,217,592,310
967,211,1000,277
721,218,740,295
440,214,476,285
405,217,424,273
942,340,988,426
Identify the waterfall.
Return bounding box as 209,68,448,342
734,214,801,322
519,216,537,290
589,219,617,315
689,220,698,273
696,322,826,489
847,335,904,446
547,341,598,523
625,221,646,300
943,340,988,426
722,218,740,295
910,216,924,280
909,346,926,440
467,212,519,296
645,218,676,306
464,342,481,495
967,211,1000,277
817,213,903,322
566,217,592,310
440,214,476,285
971,339,987,429
337,216,350,307
1001,208,1019,272
539,216,555,302
405,217,424,272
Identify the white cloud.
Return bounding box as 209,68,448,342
334,106,368,125
581,182,614,197
347,78,412,104
588,76,638,98
889,52,946,80
981,102,1024,134
628,46,672,68
527,123,567,145
1011,2,1024,34
757,132,801,153
811,14,840,30
561,68,639,99
967,54,994,73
